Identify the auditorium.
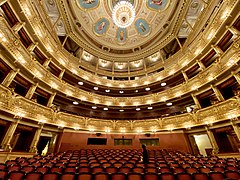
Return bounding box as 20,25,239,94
0,0,240,179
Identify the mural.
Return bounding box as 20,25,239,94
112,0,134,7
146,0,169,11
94,18,109,36
135,19,150,36
77,0,99,10
116,28,127,44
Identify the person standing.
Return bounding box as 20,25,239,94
142,144,149,164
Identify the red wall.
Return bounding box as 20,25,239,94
58,131,192,153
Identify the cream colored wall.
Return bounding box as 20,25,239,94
194,134,212,156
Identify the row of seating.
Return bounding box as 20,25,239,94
0,171,239,180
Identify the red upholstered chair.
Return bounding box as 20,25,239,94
185,167,198,174
36,167,49,174
6,160,17,166
159,172,175,180
77,172,92,180
159,167,172,173
208,172,224,180
21,165,35,173
102,162,112,168
91,166,104,174
64,167,76,173
212,166,224,173
0,170,8,179
199,167,211,174
8,165,21,172
225,165,238,172
144,172,159,180
127,173,142,180
192,172,209,180
176,173,192,180
132,167,144,173
50,167,63,173
94,172,109,180
172,167,185,174
25,172,42,180
0,164,6,170
8,171,25,180
113,162,123,168
145,167,157,173
105,166,118,174
119,166,131,174
124,163,134,168
111,173,126,180
60,173,75,180
225,170,240,180
78,166,90,173
43,172,60,180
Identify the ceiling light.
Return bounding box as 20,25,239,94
119,90,124,94
92,106,97,109
161,82,166,86
166,102,173,106
119,109,124,112
103,107,108,111
94,87,98,90
136,108,141,111
148,106,153,110
112,1,136,28
73,101,79,105
105,89,110,92
135,90,138,93
78,81,83,85
145,87,150,91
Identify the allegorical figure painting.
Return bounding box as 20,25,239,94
77,0,99,10
116,28,127,44
147,0,169,11
135,19,150,36
94,18,109,36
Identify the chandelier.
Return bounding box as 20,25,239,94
112,1,136,28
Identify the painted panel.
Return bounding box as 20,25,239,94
94,18,109,36
135,19,150,36
116,28,127,44
77,0,99,10
146,0,169,11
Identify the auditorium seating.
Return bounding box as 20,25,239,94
0,149,239,179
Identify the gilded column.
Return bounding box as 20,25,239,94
182,70,189,82
211,45,223,56
231,120,240,142
1,69,20,87
25,83,38,99
191,93,201,109
227,26,240,36
1,119,20,151
205,126,219,155
43,58,51,68
211,84,225,101
47,92,56,107
196,59,206,70
58,69,65,79
232,72,240,85
29,124,43,153
27,42,38,52
12,22,25,33
48,134,58,153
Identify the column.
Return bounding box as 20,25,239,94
196,59,206,70
205,126,219,155
182,70,189,82
58,69,65,79
1,119,20,151
27,42,38,52
211,45,223,56
191,93,201,109
29,124,43,153
0,0,8,6
12,22,25,33
43,58,51,68
232,72,240,85
48,134,57,153
25,83,38,99
1,69,20,87
211,84,225,101
47,92,56,107
227,26,240,36
231,120,240,142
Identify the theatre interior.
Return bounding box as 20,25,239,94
0,0,240,179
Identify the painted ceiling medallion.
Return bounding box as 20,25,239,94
112,1,136,28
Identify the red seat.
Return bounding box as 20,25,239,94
192,172,208,180
91,166,104,174
8,171,25,180
159,172,175,180
225,170,240,180
127,173,142,180
212,166,224,173
209,172,224,180
43,172,60,180
21,166,35,173
94,172,109,180
0,170,8,179
77,172,92,180
145,167,157,173
60,173,75,180
111,173,126,180
185,167,198,174
78,166,90,173
50,167,63,173
144,172,159,180
176,173,192,180
64,167,76,173
0,164,6,170
36,167,49,174
105,166,118,174
132,167,144,173
25,172,42,180
8,165,21,172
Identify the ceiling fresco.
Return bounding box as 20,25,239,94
71,0,175,49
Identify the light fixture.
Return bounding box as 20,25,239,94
119,109,124,112
161,82,166,86
136,107,141,111
92,106,97,109
73,101,79,105
119,90,124,94
105,89,110,93
103,107,108,111
145,87,150,91
135,90,138,93
112,1,136,28
166,102,172,106
78,81,83,85
148,106,153,110
94,87,98,90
